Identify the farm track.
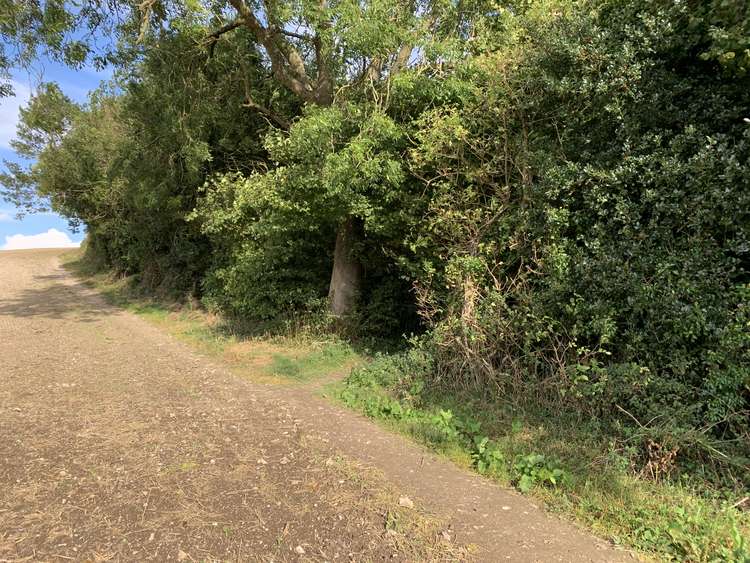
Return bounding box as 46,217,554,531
0,249,634,562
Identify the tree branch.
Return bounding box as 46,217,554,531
279,29,314,42
311,0,333,105
227,0,317,103
392,43,413,72
239,55,290,130
205,19,244,57
206,18,244,42
242,97,290,129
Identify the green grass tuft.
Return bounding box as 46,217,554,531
265,342,359,381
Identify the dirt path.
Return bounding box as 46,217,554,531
0,249,634,562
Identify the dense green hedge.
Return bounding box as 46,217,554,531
398,1,750,467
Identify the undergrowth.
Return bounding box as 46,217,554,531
334,350,750,562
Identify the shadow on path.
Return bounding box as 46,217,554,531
0,272,108,323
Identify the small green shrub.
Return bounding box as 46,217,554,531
513,454,567,493
471,436,504,475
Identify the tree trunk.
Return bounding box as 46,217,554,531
221,0,362,317
328,216,362,317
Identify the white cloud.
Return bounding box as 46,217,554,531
0,80,31,149
2,228,80,250
0,211,12,222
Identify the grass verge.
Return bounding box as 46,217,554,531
331,351,750,562
61,250,362,385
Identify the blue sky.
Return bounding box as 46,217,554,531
0,56,111,249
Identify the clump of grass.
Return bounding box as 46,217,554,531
265,342,360,381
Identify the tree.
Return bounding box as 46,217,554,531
199,0,439,316
0,0,98,96
0,82,80,213
2,0,470,316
